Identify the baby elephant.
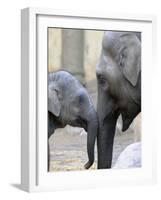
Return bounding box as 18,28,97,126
48,70,98,170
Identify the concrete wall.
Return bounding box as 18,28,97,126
84,30,103,81
48,28,104,83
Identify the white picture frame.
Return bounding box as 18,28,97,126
21,7,157,192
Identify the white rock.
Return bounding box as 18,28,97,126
113,142,141,169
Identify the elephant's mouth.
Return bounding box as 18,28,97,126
121,104,141,132
121,115,133,132
65,117,87,130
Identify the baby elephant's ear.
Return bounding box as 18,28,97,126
123,35,141,87
48,88,61,117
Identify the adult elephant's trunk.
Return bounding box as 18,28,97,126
97,89,119,169
97,112,119,169
84,107,98,169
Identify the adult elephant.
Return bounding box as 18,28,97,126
48,70,98,171
96,31,141,169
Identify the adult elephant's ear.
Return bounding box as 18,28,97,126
122,34,141,87
48,87,61,117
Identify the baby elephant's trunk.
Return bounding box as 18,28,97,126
84,108,98,169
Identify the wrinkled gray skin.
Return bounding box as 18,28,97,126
48,71,98,170
96,31,141,169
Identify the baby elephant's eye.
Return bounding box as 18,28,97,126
76,92,86,106
78,94,84,105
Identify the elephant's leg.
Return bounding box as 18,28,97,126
97,112,119,169
48,141,50,171
48,112,56,171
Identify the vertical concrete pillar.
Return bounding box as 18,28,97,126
48,28,62,72
61,29,85,84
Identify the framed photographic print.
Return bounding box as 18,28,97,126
21,7,156,192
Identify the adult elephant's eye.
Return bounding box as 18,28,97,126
97,75,107,86
99,78,106,85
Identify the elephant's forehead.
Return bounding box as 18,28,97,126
102,31,124,54
103,31,140,47
104,31,120,40
49,71,79,87
50,71,74,81
57,78,80,93
103,31,136,47
104,31,134,40
103,31,122,44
